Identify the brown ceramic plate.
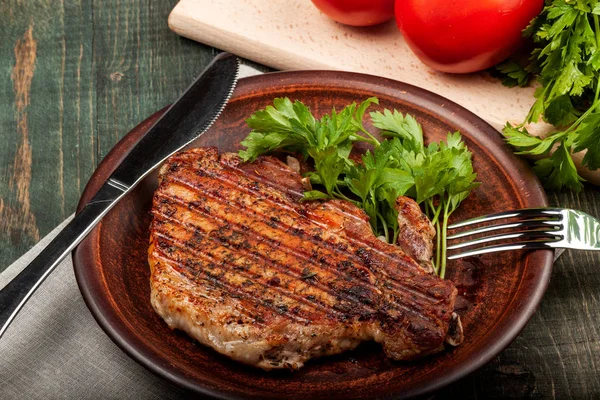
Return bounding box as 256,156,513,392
73,71,552,399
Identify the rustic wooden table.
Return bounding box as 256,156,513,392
1,1,599,398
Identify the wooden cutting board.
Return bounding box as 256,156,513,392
168,0,598,184
168,0,541,131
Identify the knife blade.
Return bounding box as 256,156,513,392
0,52,240,338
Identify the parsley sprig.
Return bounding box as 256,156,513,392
239,98,479,278
501,0,600,191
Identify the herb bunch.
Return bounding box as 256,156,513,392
501,0,600,191
239,97,479,278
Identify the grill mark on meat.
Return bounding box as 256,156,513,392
172,158,435,290
153,224,342,311
157,178,444,318
221,155,305,199
154,191,434,320
152,265,271,330
164,168,429,291
150,256,272,330
149,148,461,369
151,224,352,321
150,259,226,305
173,158,302,215
157,202,442,324
154,184,443,326
174,158,426,271
152,208,382,320
220,155,435,276
152,249,311,324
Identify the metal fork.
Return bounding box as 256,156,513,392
446,208,600,259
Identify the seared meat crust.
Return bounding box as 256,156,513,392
395,196,436,273
148,147,461,370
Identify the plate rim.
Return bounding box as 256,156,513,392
73,70,553,399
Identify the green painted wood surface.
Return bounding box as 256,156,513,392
0,0,216,269
0,1,598,398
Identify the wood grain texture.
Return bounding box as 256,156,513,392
8,26,40,247
93,0,217,161
0,0,215,271
0,0,599,398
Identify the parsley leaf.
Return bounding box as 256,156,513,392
573,112,600,169
534,141,584,191
370,109,424,151
239,97,478,278
239,97,380,163
502,0,600,191
345,139,415,241
493,60,533,88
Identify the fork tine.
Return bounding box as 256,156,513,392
447,240,558,260
447,220,561,240
448,208,562,230
447,231,562,250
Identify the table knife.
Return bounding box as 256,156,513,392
0,52,240,338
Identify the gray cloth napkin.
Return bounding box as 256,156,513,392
0,217,188,399
0,63,262,399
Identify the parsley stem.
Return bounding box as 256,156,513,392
428,200,443,226
352,134,380,147
377,211,389,243
594,72,600,105
560,81,600,138
594,14,600,51
425,199,442,273
356,127,381,147
435,220,441,273
439,201,452,280
392,225,400,245
332,188,357,204
523,85,550,126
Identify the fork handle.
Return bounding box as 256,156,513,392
0,187,119,338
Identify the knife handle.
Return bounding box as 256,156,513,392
0,185,121,338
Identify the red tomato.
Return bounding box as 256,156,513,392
395,0,543,73
311,0,395,27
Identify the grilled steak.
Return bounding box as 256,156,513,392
148,147,462,370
